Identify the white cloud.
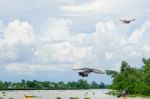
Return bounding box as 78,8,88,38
40,18,72,41
0,18,92,74
4,20,34,46
34,41,92,64
0,20,34,62
128,51,141,58
0,20,5,33
35,18,92,65
0,0,149,83
0,0,51,13
1,17,150,74
91,21,117,45
142,45,150,53
128,21,150,44
5,63,72,74
0,46,18,62
105,52,113,61
95,21,116,33
61,0,150,16
61,0,117,13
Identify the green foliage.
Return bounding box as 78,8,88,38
84,97,90,99
120,61,130,72
106,70,118,78
77,79,90,89
107,58,150,95
91,81,98,89
56,96,62,99
9,97,14,99
70,97,79,99
0,79,107,90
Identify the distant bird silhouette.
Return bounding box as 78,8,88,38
120,19,135,24
73,67,105,77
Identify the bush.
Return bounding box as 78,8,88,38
84,97,90,99
56,96,62,99
9,97,14,99
70,97,79,99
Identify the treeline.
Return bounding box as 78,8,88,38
0,79,107,90
106,58,150,95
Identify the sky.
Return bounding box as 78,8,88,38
0,0,150,84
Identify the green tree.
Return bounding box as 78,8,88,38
91,81,98,89
77,79,90,89
0,81,4,89
106,59,150,95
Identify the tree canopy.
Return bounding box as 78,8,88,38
0,79,107,90
106,58,150,95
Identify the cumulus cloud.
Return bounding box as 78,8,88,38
0,20,34,62
0,17,150,74
35,18,92,65
0,0,149,84
4,20,34,46
34,41,92,64
39,18,72,41
0,18,92,74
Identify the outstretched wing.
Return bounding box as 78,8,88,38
91,69,105,74
120,19,135,23
73,67,89,71
120,20,125,21
131,19,135,21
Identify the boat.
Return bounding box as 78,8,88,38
24,95,36,99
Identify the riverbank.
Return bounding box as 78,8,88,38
106,90,150,98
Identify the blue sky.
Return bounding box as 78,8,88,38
0,0,150,84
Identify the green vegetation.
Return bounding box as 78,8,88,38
0,79,107,90
106,58,150,95
70,97,79,99
84,97,90,99
56,96,62,99
8,97,14,99
2,58,150,96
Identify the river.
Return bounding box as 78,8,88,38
0,89,149,99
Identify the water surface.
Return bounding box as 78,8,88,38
0,89,149,99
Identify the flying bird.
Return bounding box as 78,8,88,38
73,67,105,77
120,19,135,24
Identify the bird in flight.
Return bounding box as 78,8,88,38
120,19,135,24
73,67,105,77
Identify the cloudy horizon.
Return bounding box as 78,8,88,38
0,0,150,83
